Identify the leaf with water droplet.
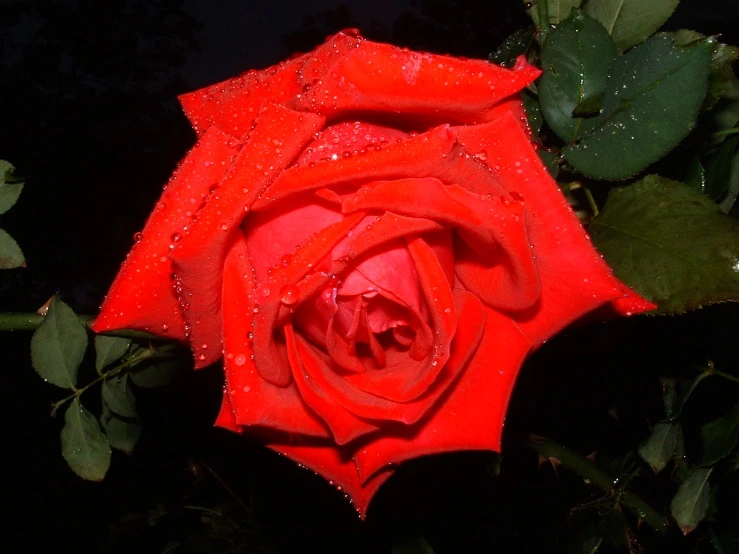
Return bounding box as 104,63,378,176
564,36,712,180
638,421,680,473
523,0,584,27
522,90,542,137
583,0,679,52
94,335,131,372
0,160,24,215
100,404,141,455
129,346,184,388
539,9,617,143
61,399,111,481
700,404,739,466
589,175,739,314
489,25,535,66
31,296,88,389
670,468,712,535
0,227,25,269
102,374,137,418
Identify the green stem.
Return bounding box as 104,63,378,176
0,312,162,340
537,0,551,41
51,347,156,415
709,367,739,384
583,186,600,216
710,128,739,140
527,437,668,533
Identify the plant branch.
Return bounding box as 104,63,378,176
51,347,156,415
537,0,550,41
0,312,162,340
527,436,668,533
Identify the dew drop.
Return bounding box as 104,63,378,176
234,353,247,366
280,284,300,305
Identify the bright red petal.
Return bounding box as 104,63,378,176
91,127,242,339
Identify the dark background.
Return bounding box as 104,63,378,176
1,0,738,552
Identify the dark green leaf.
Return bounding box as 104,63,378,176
672,30,739,107
100,405,141,455
130,357,183,388
572,91,605,116
701,405,739,466
638,422,679,473
719,148,739,213
0,227,25,269
489,26,535,66
61,399,111,481
583,0,679,51
704,134,739,199
684,157,707,193
564,36,712,180
537,149,560,178
30,296,88,389
94,335,131,372
589,176,739,314
102,374,137,418
522,90,543,137
539,10,617,143
661,371,711,419
670,468,712,535
391,535,435,554
523,0,583,26
0,160,24,215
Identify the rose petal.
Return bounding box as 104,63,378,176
222,235,329,437
179,30,362,138
286,324,379,444
267,438,394,519
91,127,242,339
353,306,531,482
171,104,325,368
452,112,656,344
294,41,540,124
343,178,540,311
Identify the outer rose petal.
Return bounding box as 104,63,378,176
294,41,540,124
452,111,655,344
92,127,242,339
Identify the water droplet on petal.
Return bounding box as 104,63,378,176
280,284,300,305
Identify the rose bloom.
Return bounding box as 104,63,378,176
92,30,654,516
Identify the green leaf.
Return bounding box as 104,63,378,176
704,134,739,200
539,10,617,143
100,405,141,455
661,371,711,419
30,296,88,389
583,0,679,52
102,374,137,418
572,91,605,116
0,160,24,215
589,175,739,314
538,149,560,178
719,148,739,213
523,0,583,26
0,227,25,269
670,468,712,535
701,405,739,466
94,335,131,372
489,26,535,66
61,399,111,481
564,36,712,180
522,90,543,137
130,357,182,388
638,422,680,473
391,535,436,554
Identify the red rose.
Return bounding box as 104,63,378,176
92,30,654,517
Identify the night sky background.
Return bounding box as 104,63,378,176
1,1,738,552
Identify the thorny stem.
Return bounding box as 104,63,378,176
51,347,156,416
583,186,600,217
527,436,668,534
0,312,163,340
